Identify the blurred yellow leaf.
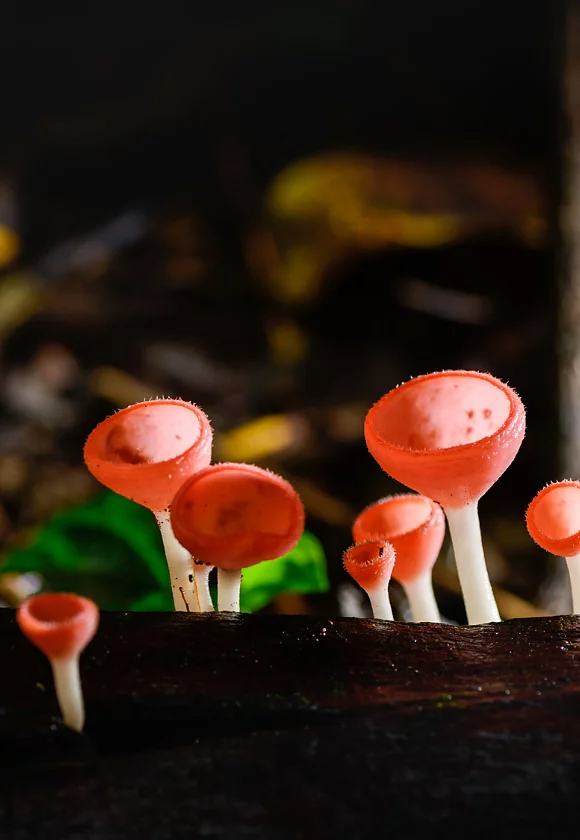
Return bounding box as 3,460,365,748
0,272,42,339
89,367,158,407
266,317,308,367
0,224,19,268
248,152,546,305
217,414,309,463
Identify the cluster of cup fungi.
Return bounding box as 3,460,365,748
13,369,580,732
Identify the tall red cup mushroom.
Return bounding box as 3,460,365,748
343,540,396,620
17,593,99,732
353,494,444,622
365,370,525,625
526,481,580,613
84,399,213,612
171,463,305,611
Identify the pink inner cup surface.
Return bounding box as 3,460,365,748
360,496,432,537
84,399,213,511
26,594,86,625
105,404,201,464
353,495,444,584
378,375,510,452
365,371,525,508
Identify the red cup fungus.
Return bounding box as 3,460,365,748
84,398,214,612
364,371,525,625
526,481,580,613
343,540,396,620
364,370,525,509
171,463,305,611
84,398,213,512
17,593,99,732
353,494,444,622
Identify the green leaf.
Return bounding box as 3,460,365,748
1,491,330,613
132,590,173,611
240,530,330,612
2,492,169,610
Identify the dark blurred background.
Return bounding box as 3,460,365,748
0,0,565,620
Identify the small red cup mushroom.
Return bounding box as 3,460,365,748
171,463,305,611
353,494,444,622
364,370,525,625
17,593,99,732
84,398,213,612
343,540,396,620
526,481,580,614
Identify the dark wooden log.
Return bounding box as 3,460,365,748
1,610,580,837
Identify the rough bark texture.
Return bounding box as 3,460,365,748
1,610,580,837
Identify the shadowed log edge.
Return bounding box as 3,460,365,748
2,610,580,748
3,611,580,837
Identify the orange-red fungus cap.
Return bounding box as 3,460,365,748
364,370,525,509
84,399,213,511
17,593,99,660
352,494,445,585
343,540,396,590
526,481,580,557
170,462,305,570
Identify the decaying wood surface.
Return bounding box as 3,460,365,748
1,610,580,838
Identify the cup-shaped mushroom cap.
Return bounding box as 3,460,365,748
170,463,305,570
526,481,580,557
17,593,99,660
343,540,396,590
364,370,525,509
84,399,213,511
352,494,445,585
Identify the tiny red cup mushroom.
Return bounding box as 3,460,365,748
526,481,580,613
343,540,396,620
353,494,444,622
364,370,525,625
84,398,213,612
171,463,305,611
17,593,99,732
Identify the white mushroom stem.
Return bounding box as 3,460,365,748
194,563,214,612
444,501,500,625
217,568,242,612
51,656,85,732
366,582,393,621
154,510,199,612
565,554,580,613
403,574,441,623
